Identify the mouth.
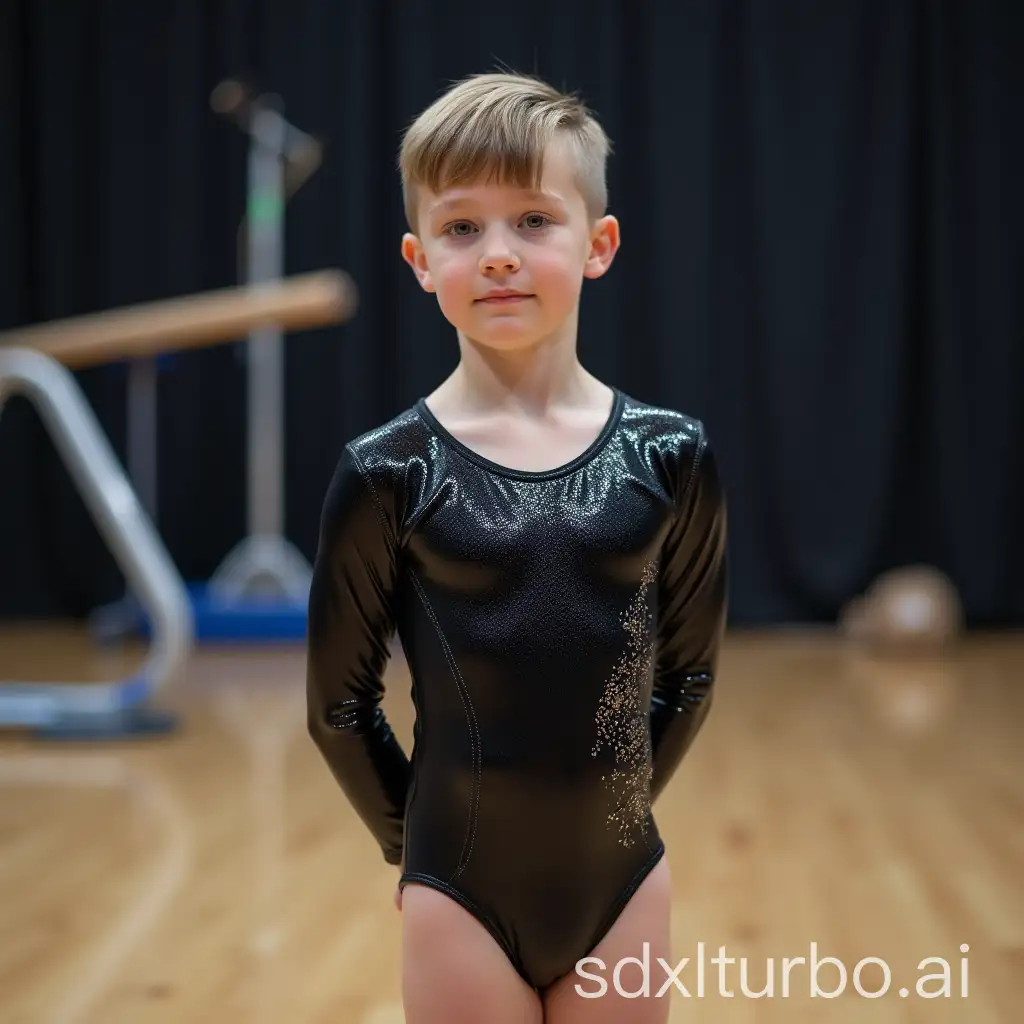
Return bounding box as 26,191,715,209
476,292,534,304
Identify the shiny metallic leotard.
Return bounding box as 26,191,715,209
306,386,728,992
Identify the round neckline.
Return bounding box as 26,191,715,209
414,387,625,481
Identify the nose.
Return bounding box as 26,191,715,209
478,226,520,274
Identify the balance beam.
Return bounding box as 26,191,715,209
0,270,355,369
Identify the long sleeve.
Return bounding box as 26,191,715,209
306,443,411,865
650,423,728,800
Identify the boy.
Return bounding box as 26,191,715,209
306,71,728,1023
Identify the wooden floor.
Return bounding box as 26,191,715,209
0,625,1021,1023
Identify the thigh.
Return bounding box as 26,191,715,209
401,881,543,1024
543,857,673,1024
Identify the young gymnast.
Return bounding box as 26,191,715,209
306,71,728,1023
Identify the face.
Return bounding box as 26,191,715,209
401,140,620,349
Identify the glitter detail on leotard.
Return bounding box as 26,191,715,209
591,557,658,847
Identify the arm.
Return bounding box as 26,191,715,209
650,423,728,800
306,443,411,865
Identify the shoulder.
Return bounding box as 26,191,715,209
618,389,716,500
345,403,431,475
322,403,434,544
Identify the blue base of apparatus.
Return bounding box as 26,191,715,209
91,583,308,644
185,582,308,642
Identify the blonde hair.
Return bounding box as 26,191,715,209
398,71,611,230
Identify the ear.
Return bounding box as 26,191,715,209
401,233,436,293
583,215,621,280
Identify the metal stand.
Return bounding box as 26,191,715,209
0,348,193,738
206,86,321,609
89,355,159,642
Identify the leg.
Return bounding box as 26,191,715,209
401,881,544,1024
543,857,673,1024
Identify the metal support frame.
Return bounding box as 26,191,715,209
0,347,193,736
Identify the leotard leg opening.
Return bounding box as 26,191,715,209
399,872,530,986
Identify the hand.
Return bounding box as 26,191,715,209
395,873,403,912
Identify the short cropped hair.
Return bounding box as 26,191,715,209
399,71,612,231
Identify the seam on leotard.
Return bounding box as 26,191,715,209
347,442,481,881
406,568,481,882
398,872,522,974
347,443,400,550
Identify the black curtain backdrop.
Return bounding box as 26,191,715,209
1,0,1021,625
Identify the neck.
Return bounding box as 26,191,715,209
448,309,602,415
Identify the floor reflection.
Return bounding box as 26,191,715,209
0,753,191,1024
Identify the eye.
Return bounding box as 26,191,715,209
521,213,552,230
442,221,477,237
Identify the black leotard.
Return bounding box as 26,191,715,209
306,385,728,992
